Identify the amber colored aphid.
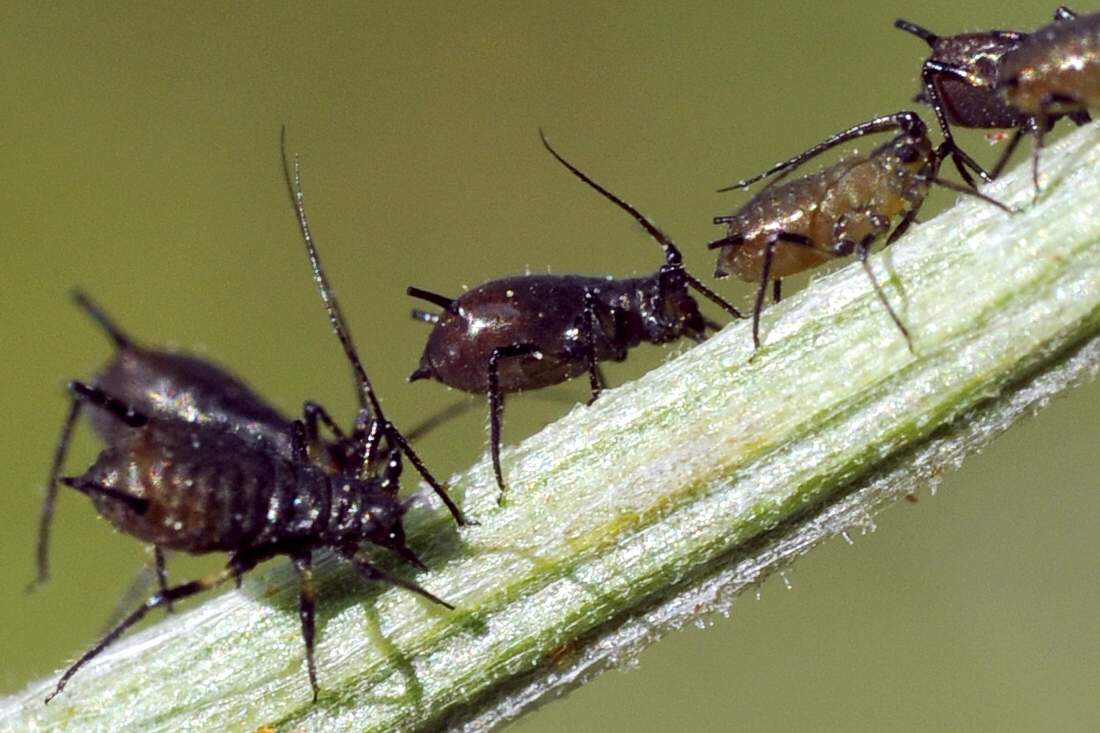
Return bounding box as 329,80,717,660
997,9,1100,191
709,110,1010,351
895,7,1090,188
407,130,742,504
43,138,464,704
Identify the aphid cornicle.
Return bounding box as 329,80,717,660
895,7,1090,188
407,130,742,504
708,110,1010,351
43,139,465,704
997,9,1100,190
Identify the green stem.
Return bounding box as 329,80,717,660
6,123,1100,733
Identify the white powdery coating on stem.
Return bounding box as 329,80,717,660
3,122,1100,733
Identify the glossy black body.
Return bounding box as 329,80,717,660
408,132,741,503
895,7,1090,186
42,136,463,704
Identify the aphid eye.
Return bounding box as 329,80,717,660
974,57,997,79
895,143,921,164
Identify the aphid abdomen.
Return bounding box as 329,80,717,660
82,422,327,553
1002,14,1100,116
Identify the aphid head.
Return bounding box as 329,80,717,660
653,271,708,342
361,497,427,570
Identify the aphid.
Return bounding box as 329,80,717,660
895,8,1090,187
708,110,1010,351
997,9,1100,190
407,130,742,503
43,140,465,703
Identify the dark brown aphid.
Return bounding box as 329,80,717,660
407,130,742,503
895,8,1091,188
708,110,1010,351
44,140,465,703
997,9,1100,190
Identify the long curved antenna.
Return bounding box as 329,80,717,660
280,128,373,414
72,290,132,349
538,128,684,267
279,129,469,526
718,112,914,192
894,18,939,47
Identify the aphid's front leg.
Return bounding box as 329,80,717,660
302,400,347,446
487,343,542,504
989,128,1026,180
772,279,782,304
920,60,994,187
835,213,914,352
854,236,914,352
341,549,454,609
580,289,604,405
292,550,320,702
29,397,83,591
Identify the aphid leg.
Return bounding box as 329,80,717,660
303,401,347,444
384,425,472,525
1029,114,1047,197
1055,6,1077,21
68,381,148,428
59,477,150,514
28,398,82,591
45,558,258,703
380,447,403,495
855,238,914,353
989,128,1026,180
154,546,173,614
487,343,541,504
772,280,782,304
581,289,604,405
919,61,994,186
292,550,320,702
341,550,454,610
752,233,813,349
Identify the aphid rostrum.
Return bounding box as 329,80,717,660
407,130,742,503
43,141,464,703
997,9,1100,190
895,7,1090,188
708,110,1010,351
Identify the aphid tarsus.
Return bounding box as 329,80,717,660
709,110,1010,351
407,130,742,504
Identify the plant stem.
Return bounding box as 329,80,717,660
6,123,1100,733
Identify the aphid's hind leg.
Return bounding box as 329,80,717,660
772,279,782,304
45,557,260,703
581,289,604,405
154,546,173,613
292,550,320,702
752,233,814,350
29,398,83,591
487,343,542,505
341,549,454,609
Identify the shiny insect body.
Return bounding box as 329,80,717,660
709,110,1009,351
895,8,1090,189
408,131,742,503
997,10,1100,189
44,140,465,703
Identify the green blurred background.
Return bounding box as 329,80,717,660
3,2,1099,730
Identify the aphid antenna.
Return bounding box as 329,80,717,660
538,129,742,318
894,18,939,46
71,290,132,350
718,112,924,192
279,129,470,526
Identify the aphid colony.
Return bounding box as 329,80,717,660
32,7,1098,704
